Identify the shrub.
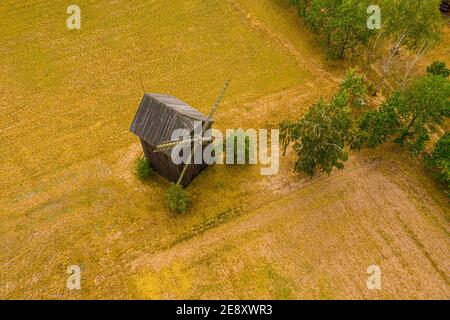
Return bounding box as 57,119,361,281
135,156,153,181
225,130,253,165
165,184,191,214
427,61,450,78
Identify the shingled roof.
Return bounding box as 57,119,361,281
130,93,209,153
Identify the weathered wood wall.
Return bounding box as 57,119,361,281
140,139,208,187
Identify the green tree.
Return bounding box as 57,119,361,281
280,70,368,176
376,0,443,90
354,75,450,155
280,99,352,177
395,75,450,155
425,132,450,196
338,69,368,116
303,0,375,59
427,61,450,78
225,130,254,165
381,0,443,50
135,156,153,181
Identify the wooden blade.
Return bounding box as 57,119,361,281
206,80,229,121
154,136,213,153
177,80,229,186
154,139,191,153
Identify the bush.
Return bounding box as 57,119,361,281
135,156,153,181
165,184,191,214
427,61,450,78
225,130,253,165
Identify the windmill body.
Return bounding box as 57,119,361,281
130,93,212,187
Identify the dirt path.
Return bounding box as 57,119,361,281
225,0,342,84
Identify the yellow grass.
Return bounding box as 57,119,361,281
0,0,449,299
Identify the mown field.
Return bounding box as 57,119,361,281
0,0,449,299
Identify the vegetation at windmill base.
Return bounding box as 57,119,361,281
165,184,191,214
135,156,153,181
225,130,254,165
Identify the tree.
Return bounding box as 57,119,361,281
427,61,450,78
280,70,368,176
289,0,443,71
288,0,311,16
395,75,450,155
302,0,375,59
351,95,400,150
376,0,444,91
338,69,368,116
425,132,450,196
381,0,443,50
330,0,376,59
354,74,450,155
225,130,254,165
303,0,339,41
280,99,352,177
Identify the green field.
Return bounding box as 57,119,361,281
1,0,449,299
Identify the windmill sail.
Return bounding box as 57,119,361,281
153,136,213,153
176,80,229,186
154,81,229,154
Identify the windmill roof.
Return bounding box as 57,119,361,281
130,93,209,154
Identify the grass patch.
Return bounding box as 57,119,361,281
135,260,193,299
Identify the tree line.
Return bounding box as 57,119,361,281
280,64,450,194
288,0,444,91
282,0,449,194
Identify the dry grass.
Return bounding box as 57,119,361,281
132,144,450,299
0,0,448,299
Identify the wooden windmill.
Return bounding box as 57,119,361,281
153,80,229,187
131,81,229,187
